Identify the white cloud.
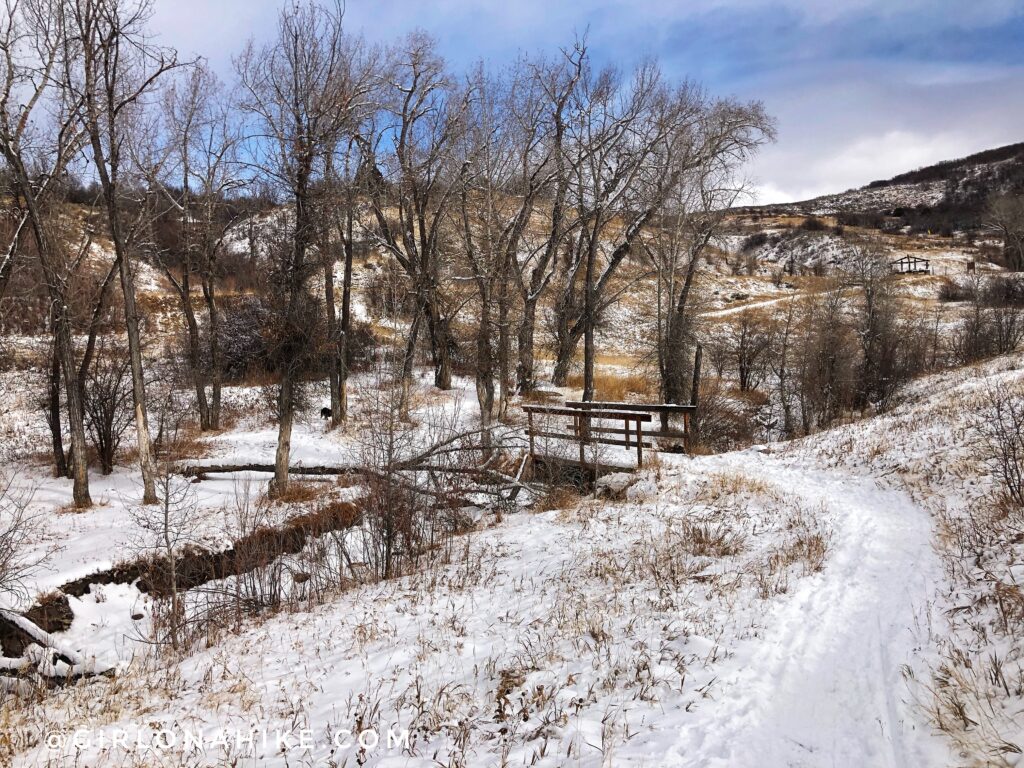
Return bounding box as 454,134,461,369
148,0,1024,206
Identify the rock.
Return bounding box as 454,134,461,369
596,473,636,500
626,478,658,503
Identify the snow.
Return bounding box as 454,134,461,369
4,342,1021,766
662,454,945,767
5,442,955,766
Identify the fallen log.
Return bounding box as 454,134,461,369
0,610,114,691
181,463,358,477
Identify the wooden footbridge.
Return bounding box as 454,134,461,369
523,399,697,482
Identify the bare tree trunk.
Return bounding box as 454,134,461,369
497,276,511,418
7,173,92,506
271,372,296,494
117,253,158,503
175,271,211,430
201,276,222,429
662,305,691,404
323,249,341,429
475,293,495,446
399,311,422,419
72,0,169,505
425,296,453,390
582,226,598,401
338,205,354,421
47,340,68,479
516,297,540,394
551,324,583,387
0,213,27,302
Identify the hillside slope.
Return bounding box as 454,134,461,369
747,141,1024,229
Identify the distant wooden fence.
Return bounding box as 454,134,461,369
891,255,931,274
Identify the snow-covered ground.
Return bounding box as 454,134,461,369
7,448,953,767
3,347,1022,766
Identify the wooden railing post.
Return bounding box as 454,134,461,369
527,410,535,461
636,418,643,467
579,413,586,467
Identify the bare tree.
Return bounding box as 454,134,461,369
723,309,772,393
63,0,182,504
850,244,906,411
0,0,91,506
360,32,467,394
510,43,585,395
0,474,51,603
144,63,241,431
236,0,363,494
452,60,555,431
131,466,200,651
794,286,856,433
985,194,1024,272
767,297,798,438
82,336,134,474
321,47,379,427
547,62,771,397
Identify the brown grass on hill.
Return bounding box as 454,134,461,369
564,370,657,401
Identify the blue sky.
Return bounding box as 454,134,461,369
151,0,1024,203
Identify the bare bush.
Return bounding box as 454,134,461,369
0,475,48,604
687,377,756,453
353,364,477,580
131,468,202,651
977,383,1024,508
82,338,134,474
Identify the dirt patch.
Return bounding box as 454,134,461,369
24,592,74,634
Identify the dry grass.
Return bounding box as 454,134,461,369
753,504,831,599
158,423,214,464
564,370,657,401
701,471,778,502
534,485,582,513
266,480,323,505
677,520,746,558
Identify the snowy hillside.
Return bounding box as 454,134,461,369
5,446,953,767
7,350,1024,765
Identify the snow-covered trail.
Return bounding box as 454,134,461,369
664,453,946,768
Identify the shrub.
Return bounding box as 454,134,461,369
938,280,975,303
977,383,1024,508
980,275,1024,308
799,216,827,232
82,338,134,474
741,232,768,253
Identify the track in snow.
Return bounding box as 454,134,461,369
665,454,946,768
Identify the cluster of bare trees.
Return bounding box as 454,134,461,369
1,0,774,502
0,0,182,506
693,246,939,446
985,194,1024,272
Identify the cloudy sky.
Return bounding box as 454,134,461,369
150,0,1024,204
